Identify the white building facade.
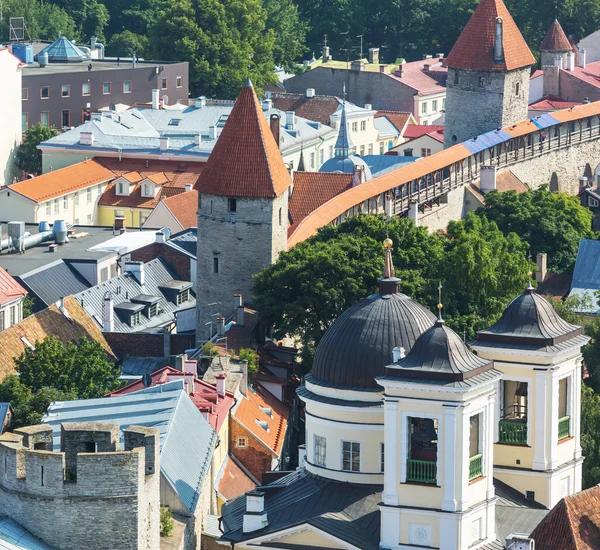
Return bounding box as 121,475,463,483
0,49,23,186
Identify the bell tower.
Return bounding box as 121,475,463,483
444,0,535,147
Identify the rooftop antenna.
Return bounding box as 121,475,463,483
339,29,351,70
437,281,444,322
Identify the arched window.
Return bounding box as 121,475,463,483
515,82,521,96
278,207,282,226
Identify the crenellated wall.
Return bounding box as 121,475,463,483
0,422,160,550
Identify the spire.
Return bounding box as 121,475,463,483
297,148,306,171
446,0,535,72
436,281,444,324
194,81,293,198
378,238,400,295
540,20,572,52
526,251,535,292
334,100,353,158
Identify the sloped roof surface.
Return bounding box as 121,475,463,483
270,92,341,125
0,268,26,305
529,96,581,111
446,0,535,71
374,111,413,133
34,36,90,63
217,455,257,501
403,125,445,140
0,516,53,550
195,82,293,198
541,20,572,52
160,190,199,230
43,380,217,514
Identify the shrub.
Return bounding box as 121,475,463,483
160,506,174,537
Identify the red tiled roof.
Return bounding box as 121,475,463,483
446,0,535,71
0,267,27,305
529,96,582,111
270,92,341,125
233,384,289,456
7,160,115,203
161,190,199,230
389,59,447,96
195,82,293,198
108,366,235,432
468,169,528,204
217,456,257,501
531,485,600,550
374,111,414,133
558,61,600,91
541,20,572,52
403,125,445,140
288,172,354,232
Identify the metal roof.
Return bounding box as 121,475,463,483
165,229,197,259
74,257,195,333
0,516,53,550
119,356,171,376
568,239,600,314
373,116,401,139
310,291,436,390
476,286,583,346
19,260,90,307
463,129,513,154
43,380,217,514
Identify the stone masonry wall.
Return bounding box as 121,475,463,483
230,418,274,483
0,423,160,550
444,67,530,147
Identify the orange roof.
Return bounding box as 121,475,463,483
161,190,199,230
217,456,257,501
0,267,27,305
147,172,169,185
374,111,414,133
233,384,289,456
541,20,572,52
446,0,535,71
7,160,115,203
529,96,582,111
195,81,293,198
121,171,143,183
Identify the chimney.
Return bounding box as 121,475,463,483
580,176,589,190
408,199,419,226
353,165,366,185
262,98,273,111
216,317,225,337
392,346,405,362
364,103,372,110
350,59,364,71
423,64,431,71
306,88,316,98
566,51,575,71
124,261,145,285
239,360,248,396
243,491,268,533
494,17,504,64
436,53,444,58
543,64,560,97
234,294,245,326
185,183,193,192
298,444,306,466
195,96,207,108
368,48,379,64
379,64,389,74
80,131,94,145
394,65,404,78
194,133,201,146
184,359,196,395
208,126,217,140
103,293,114,332
322,45,330,60
159,137,169,151
215,373,226,398
480,166,497,193
580,49,587,68
270,114,281,148
285,111,296,130
536,253,547,284
152,89,160,110
155,231,166,243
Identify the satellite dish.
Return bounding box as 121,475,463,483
142,373,152,387
162,94,169,105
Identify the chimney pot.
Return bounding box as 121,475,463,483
185,183,193,192
217,317,225,337
270,114,281,148
262,98,273,111
306,88,315,98
566,51,575,71
103,292,114,332
579,49,587,69
215,374,226,398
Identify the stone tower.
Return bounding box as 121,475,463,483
195,81,292,342
444,0,536,148
540,20,573,69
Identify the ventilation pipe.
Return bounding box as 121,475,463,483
152,89,160,110
90,36,105,60
2,221,67,254
103,292,114,332
494,17,504,64
566,51,575,71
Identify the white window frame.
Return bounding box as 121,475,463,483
237,437,248,448
589,197,599,207
314,435,326,467
45,202,51,216
360,120,366,131
341,440,361,472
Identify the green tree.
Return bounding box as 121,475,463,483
239,348,259,375
22,295,35,319
264,0,308,72
106,30,149,57
581,384,600,488
479,188,596,274
583,315,600,393
15,125,59,176
160,506,174,537
48,0,110,41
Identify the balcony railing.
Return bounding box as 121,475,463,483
498,420,528,445
406,459,437,485
558,416,571,441
469,454,483,481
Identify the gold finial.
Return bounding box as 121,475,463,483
527,251,534,290
383,237,393,249
437,281,443,321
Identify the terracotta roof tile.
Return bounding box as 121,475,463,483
541,20,572,52
469,170,528,201
233,383,289,456
0,267,27,305
195,82,293,198
389,59,448,95
8,160,115,203
404,125,445,141
446,0,535,71
161,190,199,230
270,92,340,125
531,485,600,550
374,111,414,133
529,96,582,111
0,296,115,382
217,456,257,501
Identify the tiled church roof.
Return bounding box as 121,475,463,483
195,81,293,198
446,0,535,71
540,20,572,52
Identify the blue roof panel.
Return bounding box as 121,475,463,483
463,129,512,154
530,114,559,130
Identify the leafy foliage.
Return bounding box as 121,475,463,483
106,30,149,57
160,506,174,537
479,188,596,274
22,295,35,319
239,348,259,375
202,340,219,357
15,125,59,176
581,384,600,489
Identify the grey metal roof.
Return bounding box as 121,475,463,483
362,154,419,178
378,366,501,389
0,516,53,550
568,239,600,314
373,116,400,138
476,286,583,347
165,229,197,259
311,291,436,390
472,334,590,355
74,257,195,333
385,319,496,383
220,469,382,549
18,260,90,307
119,356,172,376
296,385,383,408
43,380,217,514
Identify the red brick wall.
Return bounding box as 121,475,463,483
171,334,196,354
230,419,274,483
131,243,192,281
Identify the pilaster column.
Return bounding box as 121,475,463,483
573,360,583,460
383,399,399,506
442,405,458,512
548,372,560,469
532,371,549,471
486,394,495,500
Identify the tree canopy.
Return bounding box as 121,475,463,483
15,125,59,176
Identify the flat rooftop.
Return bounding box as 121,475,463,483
21,58,183,76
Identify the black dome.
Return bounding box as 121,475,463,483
310,292,436,390
476,286,582,346
387,320,494,382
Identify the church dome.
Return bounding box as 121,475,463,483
319,155,372,180
310,272,436,390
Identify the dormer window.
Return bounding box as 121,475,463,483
116,180,130,196
256,420,269,432
142,182,155,198
159,280,193,305
131,311,142,326
176,288,190,305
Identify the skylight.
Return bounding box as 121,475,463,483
168,119,182,126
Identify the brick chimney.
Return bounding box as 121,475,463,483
215,373,226,398
270,114,281,148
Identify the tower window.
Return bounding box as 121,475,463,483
342,441,360,472
41,466,44,486
454,72,459,85
499,380,528,445
213,257,219,274
407,417,438,484
228,198,237,212
478,76,484,87
278,207,282,226
469,414,483,480
314,435,326,466
515,82,521,96
380,443,385,473
558,377,570,441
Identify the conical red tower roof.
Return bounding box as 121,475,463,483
541,20,572,52
446,0,535,71
195,81,292,198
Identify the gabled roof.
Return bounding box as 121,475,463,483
446,0,535,71
44,380,217,515
541,20,572,52
403,125,445,140
160,190,199,230
0,296,114,382
216,455,257,501
5,160,114,203
0,267,27,305
530,485,600,549
374,111,414,134
269,92,341,125
194,81,293,198
529,96,582,111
